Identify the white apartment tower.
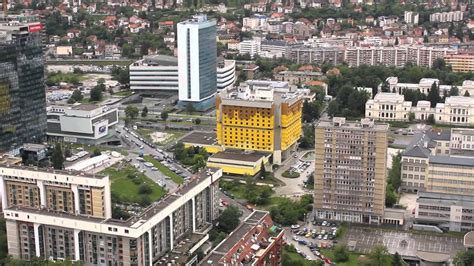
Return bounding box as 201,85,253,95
177,14,217,111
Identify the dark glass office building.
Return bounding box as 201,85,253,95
0,23,46,152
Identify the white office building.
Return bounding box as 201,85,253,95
177,14,217,111
46,104,118,145
238,39,261,58
129,55,235,92
129,55,179,92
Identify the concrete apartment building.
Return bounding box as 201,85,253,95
215,80,303,165
430,11,464,23
444,54,474,73
344,46,456,68
314,117,389,224
201,211,284,265
0,164,222,264
288,46,345,65
46,104,119,145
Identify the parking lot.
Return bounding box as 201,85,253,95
344,227,465,257
284,221,340,264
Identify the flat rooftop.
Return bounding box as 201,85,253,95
429,155,474,167
209,151,269,163
181,131,218,146
72,104,100,111
317,118,389,131
8,168,220,228
0,164,106,179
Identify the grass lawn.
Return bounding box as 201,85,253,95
320,249,362,266
114,90,134,97
101,165,166,204
284,249,319,266
282,169,300,178
143,155,184,184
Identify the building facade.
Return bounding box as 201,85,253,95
366,93,474,126
130,55,235,93
129,55,179,92
445,54,474,73
314,117,388,224
0,23,47,152
344,46,456,68
1,165,222,265
46,104,118,145
177,14,217,111
201,211,284,265
416,192,474,232
216,80,303,164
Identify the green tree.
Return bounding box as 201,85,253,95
369,245,392,266
392,252,404,266
408,112,415,122
427,82,441,108
125,106,139,120
68,89,83,103
90,86,103,102
450,86,459,96
465,90,471,97
217,205,242,233
327,100,340,117
334,244,350,262
385,184,397,207
51,144,64,170
194,118,201,125
138,184,152,194
454,249,474,266
160,111,169,122
427,114,435,125
141,106,148,117
92,148,101,157
388,153,402,190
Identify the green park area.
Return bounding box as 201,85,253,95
101,165,166,206
143,155,184,184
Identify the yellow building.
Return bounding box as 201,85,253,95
207,151,270,176
181,131,223,154
216,80,303,164
445,54,474,73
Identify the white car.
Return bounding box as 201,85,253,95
322,221,327,226
323,235,328,240
291,224,300,229
293,236,299,241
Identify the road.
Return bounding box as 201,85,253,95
116,124,192,191
274,150,314,197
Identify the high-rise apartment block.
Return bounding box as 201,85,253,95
344,46,456,68
444,54,474,73
1,164,222,264
314,117,389,224
404,11,419,25
0,23,46,152
216,80,303,164
177,14,217,111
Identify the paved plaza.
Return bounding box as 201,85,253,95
344,227,465,257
